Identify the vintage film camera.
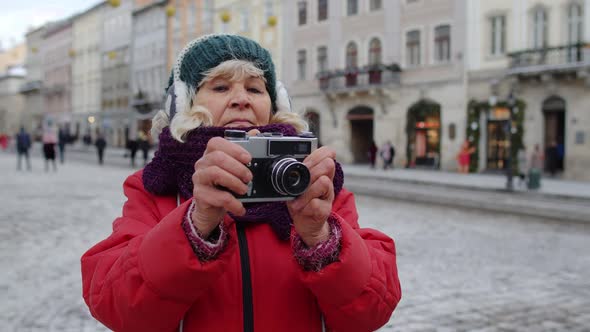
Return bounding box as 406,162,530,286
224,129,318,203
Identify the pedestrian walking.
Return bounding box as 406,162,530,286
127,138,139,167
58,125,68,164
380,140,395,170
456,140,475,174
545,140,558,177
0,133,8,151
517,145,527,188
42,121,58,172
15,127,32,171
83,131,92,147
368,140,378,168
137,130,151,165
95,132,106,165
81,34,401,332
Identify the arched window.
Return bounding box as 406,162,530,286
532,7,548,49
368,38,382,66
346,42,358,68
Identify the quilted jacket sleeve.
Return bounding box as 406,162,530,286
81,172,236,332
298,188,402,332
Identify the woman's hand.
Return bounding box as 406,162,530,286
191,136,253,238
287,147,336,247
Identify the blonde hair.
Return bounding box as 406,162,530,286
152,60,308,142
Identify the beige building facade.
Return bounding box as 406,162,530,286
0,67,26,135
167,0,215,71
72,2,106,141
20,26,46,134
0,43,26,73
466,0,590,180
213,0,283,77
42,20,73,130
283,0,467,169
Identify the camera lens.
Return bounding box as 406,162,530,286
286,170,301,187
270,158,310,196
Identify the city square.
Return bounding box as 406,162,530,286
1,152,589,331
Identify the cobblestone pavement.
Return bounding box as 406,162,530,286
1,152,589,331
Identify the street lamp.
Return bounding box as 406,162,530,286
506,91,516,191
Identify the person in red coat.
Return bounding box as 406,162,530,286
81,34,401,332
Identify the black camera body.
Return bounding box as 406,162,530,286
224,130,318,203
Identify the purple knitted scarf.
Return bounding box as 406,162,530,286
143,123,344,240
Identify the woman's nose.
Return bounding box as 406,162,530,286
229,87,250,110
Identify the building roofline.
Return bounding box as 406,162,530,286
70,1,107,21
133,0,168,16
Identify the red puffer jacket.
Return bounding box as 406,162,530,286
81,171,401,332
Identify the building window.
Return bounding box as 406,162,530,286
490,15,506,55
370,0,382,11
264,0,273,21
202,0,213,29
346,42,358,68
567,3,583,62
241,8,249,31
318,0,328,21
567,3,583,44
434,24,451,62
298,1,307,26
406,30,421,66
347,0,358,16
532,7,548,49
297,50,307,80
317,46,328,72
368,38,382,65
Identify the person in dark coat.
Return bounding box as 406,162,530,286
42,121,58,172
138,131,151,166
95,132,107,165
15,127,32,171
545,141,558,177
127,138,139,167
368,141,378,169
58,125,68,164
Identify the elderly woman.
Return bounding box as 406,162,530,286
81,34,401,332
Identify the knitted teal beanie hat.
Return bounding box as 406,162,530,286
166,34,279,119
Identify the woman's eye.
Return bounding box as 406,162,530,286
212,85,228,92
247,87,262,94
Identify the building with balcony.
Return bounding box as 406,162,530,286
72,2,106,142
466,0,590,180
20,27,45,135
283,0,467,169
130,0,169,142
42,20,73,132
0,66,26,135
101,0,134,147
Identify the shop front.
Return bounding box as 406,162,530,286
406,100,441,168
486,106,511,170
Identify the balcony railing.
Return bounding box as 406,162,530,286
19,80,42,94
317,64,401,93
507,43,590,75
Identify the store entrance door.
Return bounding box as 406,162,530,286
486,120,509,170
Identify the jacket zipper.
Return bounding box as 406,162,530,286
237,223,254,332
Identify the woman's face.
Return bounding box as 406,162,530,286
194,76,272,128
